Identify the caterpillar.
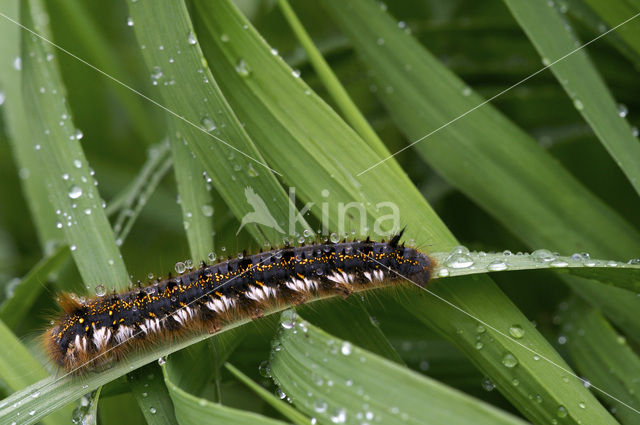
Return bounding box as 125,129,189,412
45,232,433,373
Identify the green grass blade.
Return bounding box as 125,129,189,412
191,0,452,246
0,245,69,329
579,0,640,59
270,310,528,425
0,0,59,249
502,0,640,197
21,0,129,291
0,319,71,425
561,297,640,425
276,0,391,160
225,363,310,425
127,0,311,244
319,0,640,257
191,2,620,423
162,359,289,425
170,129,214,263
128,363,179,425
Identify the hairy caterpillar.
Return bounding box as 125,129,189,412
45,233,433,372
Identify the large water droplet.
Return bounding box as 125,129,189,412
330,408,347,423
68,185,83,199
488,260,508,271
235,59,251,77
280,309,298,329
556,405,567,418
201,116,216,131
201,204,213,217
502,352,518,368
509,325,525,339
258,360,271,378
95,284,106,296
175,261,186,274
187,31,197,45
618,103,628,118
531,249,555,263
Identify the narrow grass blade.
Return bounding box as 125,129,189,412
127,0,311,244
270,310,529,425
128,363,178,425
561,297,640,424
0,245,69,329
21,0,129,291
503,0,640,197
225,363,310,425
579,0,640,59
169,127,214,263
162,360,289,425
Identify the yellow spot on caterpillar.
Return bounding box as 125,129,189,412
78,318,84,324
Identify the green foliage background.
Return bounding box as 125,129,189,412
0,0,640,424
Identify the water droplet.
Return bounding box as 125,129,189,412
291,69,301,78
482,378,495,391
476,325,486,334
187,31,197,45
550,259,568,267
509,325,525,339
632,126,639,137
95,284,106,296
126,17,134,26
340,342,352,355
157,357,166,366
150,66,163,84
74,129,84,140
201,116,216,131
149,407,157,414
73,159,82,168
438,268,450,277
281,309,298,329
502,352,518,368
330,408,347,423
235,59,251,77
68,185,83,199
330,232,340,243
556,405,567,418
175,262,186,274
0,91,5,106
618,103,628,118
208,252,217,263
446,252,473,269
573,99,584,110
313,399,328,413
475,341,484,350
201,204,213,217
220,33,230,43
258,360,271,377
531,249,555,262
13,57,21,71
488,260,508,271
376,37,385,45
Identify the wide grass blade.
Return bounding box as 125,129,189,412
162,359,290,425
270,310,528,425
502,0,640,196
561,297,640,424
128,363,179,425
192,1,622,423
127,0,311,245
21,0,129,291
